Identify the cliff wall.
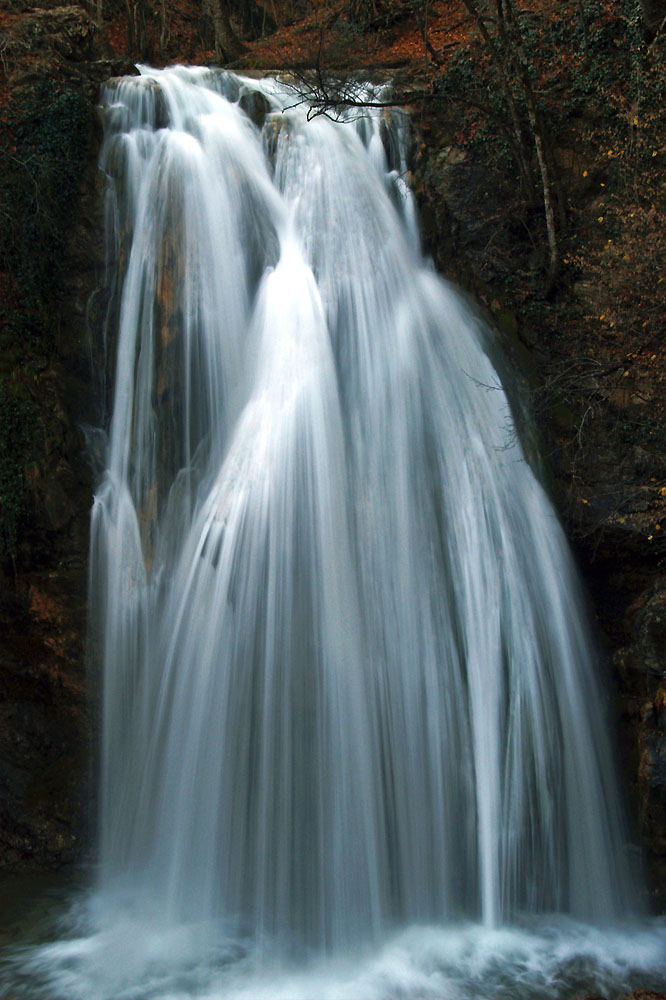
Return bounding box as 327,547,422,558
0,0,663,911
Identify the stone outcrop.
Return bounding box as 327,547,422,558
15,5,95,62
0,3,116,871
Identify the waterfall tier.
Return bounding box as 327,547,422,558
90,66,636,951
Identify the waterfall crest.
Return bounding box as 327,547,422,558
92,65,635,952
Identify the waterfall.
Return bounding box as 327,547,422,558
7,64,666,1000
91,64,634,940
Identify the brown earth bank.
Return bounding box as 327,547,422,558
0,0,664,937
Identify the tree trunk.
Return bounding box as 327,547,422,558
496,0,560,290
460,0,537,207
203,0,243,62
159,0,171,56
125,0,149,58
639,0,666,35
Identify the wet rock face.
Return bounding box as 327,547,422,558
0,580,89,868
0,3,107,871
614,581,666,909
0,244,98,870
635,587,666,679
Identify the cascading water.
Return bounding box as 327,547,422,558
4,65,666,1000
